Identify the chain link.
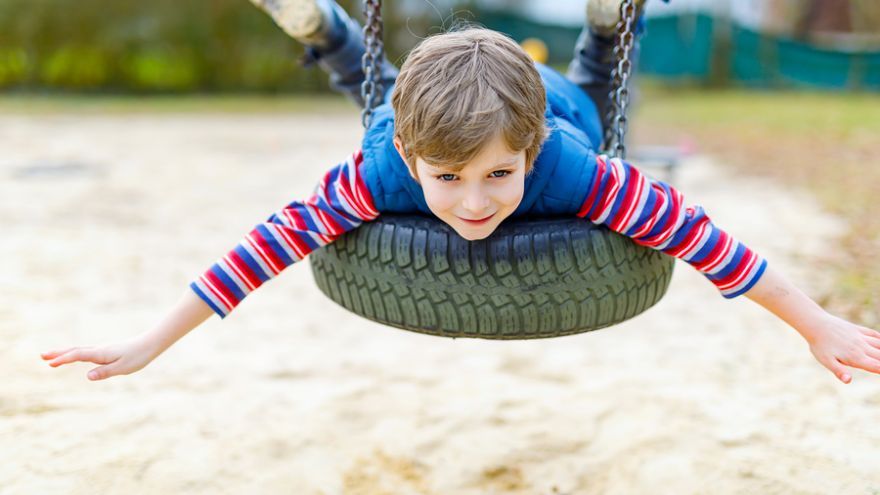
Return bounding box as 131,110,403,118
602,0,638,159
361,0,384,129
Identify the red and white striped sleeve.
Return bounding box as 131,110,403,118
577,155,767,298
190,150,379,318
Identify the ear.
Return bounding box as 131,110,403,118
393,136,420,181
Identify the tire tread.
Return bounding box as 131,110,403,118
310,215,674,339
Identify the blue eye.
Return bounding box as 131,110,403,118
434,171,510,181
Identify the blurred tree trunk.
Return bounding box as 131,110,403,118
850,0,880,33
762,0,880,37
795,0,852,36
762,0,807,35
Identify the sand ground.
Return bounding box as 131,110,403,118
2,111,879,495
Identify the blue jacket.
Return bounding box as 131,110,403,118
361,64,602,217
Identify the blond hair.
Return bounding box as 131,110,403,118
391,27,548,174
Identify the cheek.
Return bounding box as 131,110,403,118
490,179,525,207
421,181,458,212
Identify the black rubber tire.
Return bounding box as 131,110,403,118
309,215,674,339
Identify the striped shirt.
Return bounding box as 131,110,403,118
192,151,766,318
577,155,766,298
191,150,379,317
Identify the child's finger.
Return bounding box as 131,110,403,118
862,334,880,350
864,347,880,362
855,355,880,375
41,347,77,360
87,365,118,381
820,355,852,384
49,348,107,367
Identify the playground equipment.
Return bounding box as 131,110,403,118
310,0,674,339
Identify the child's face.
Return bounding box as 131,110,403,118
394,133,526,240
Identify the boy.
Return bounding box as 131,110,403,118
43,0,880,385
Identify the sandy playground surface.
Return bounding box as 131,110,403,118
2,110,880,494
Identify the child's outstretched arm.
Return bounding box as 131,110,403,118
744,266,880,384
43,150,378,380
579,154,880,384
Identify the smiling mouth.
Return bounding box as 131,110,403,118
458,213,495,225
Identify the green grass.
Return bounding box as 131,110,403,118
634,84,880,324
638,85,880,139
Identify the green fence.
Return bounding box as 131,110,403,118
729,24,880,89
638,15,716,80
639,14,880,90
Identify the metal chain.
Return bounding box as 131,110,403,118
602,0,638,159
361,0,384,129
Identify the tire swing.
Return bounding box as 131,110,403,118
309,0,674,339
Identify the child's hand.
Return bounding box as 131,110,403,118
41,335,160,381
803,313,880,384
42,291,215,381
744,266,880,385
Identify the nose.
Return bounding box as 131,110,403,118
461,185,490,214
